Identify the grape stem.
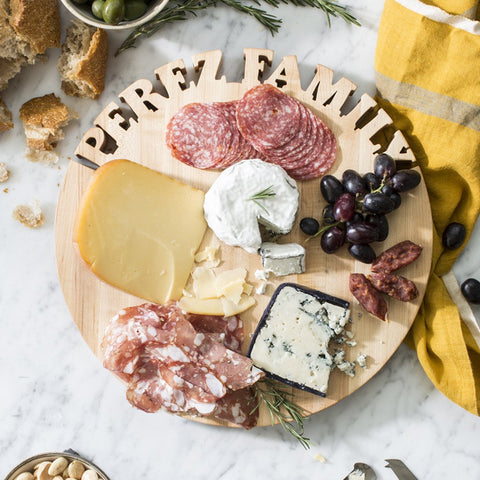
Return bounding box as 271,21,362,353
304,221,341,243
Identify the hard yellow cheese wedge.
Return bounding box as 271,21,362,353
74,159,207,304
179,295,255,316
180,266,255,315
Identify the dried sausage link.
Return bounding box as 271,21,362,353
371,240,422,273
368,272,419,302
349,273,388,321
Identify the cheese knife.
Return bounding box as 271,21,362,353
74,156,99,170
385,459,419,479
342,462,377,480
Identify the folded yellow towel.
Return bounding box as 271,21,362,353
375,0,480,415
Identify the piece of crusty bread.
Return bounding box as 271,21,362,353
0,96,13,132
19,93,78,164
58,20,108,100
0,0,60,91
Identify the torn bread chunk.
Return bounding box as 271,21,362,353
19,93,77,164
0,96,13,132
58,20,108,100
13,200,44,228
0,0,60,91
0,161,9,182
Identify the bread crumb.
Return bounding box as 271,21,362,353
3,188,9,193
19,93,78,165
313,453,327,463
0,162,9,182
13,200,45,228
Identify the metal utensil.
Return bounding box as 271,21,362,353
385,459,418,480
343,462,377,480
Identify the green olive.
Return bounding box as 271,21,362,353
124,0,148,20
92,0,105,19
102,0,126,24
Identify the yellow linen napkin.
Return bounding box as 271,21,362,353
375,0,480,415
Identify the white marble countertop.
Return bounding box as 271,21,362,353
1,1,480,479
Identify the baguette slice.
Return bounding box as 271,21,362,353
0,96,13,132
58,20,108,100
19,93,78,164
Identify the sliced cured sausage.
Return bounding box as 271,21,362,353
368,272,419,302
349,273,388,321
102,302,263,427
371,240,423,273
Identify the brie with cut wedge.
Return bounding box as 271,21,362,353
203,159,299,253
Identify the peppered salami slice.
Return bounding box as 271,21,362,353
166,102,236,169
276,110,325,173
261,102,313,166
288,121,337,180
215,101,262,168
236,84,302,151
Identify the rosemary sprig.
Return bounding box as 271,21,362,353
117,0,360,55
252,378,311,449
248,185,276,214
117,0,217,55
262,0,360,27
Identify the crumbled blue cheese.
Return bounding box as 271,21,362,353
249,285,350,396
203,159,299,253
356,353,367,369
333,350,356,378
259,242,305,276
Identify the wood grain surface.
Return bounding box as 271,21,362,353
55,49,433,428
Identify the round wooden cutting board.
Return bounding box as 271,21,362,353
55,49,433,428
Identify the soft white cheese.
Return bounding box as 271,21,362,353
259,242,305,276
249,284,350,395
203,159,299,253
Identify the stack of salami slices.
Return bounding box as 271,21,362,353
166,84,337,181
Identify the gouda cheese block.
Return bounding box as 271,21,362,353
74,159,207,304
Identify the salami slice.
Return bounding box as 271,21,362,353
236,84,302,151
166,102,236,169
287,121,337,180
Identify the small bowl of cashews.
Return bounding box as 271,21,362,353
4,450,109,480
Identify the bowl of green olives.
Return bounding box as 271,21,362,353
61,0,170,29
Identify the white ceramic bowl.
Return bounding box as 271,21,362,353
4,451,110,480
60,0,170,30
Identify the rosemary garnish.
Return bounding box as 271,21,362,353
249,185,276,214
117,0,360,55
305,220,340,242
251,378,311,449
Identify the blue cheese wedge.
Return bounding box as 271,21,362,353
203,159,299,253
259,242,305,276
248,283,350,396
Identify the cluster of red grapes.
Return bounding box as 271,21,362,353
300,153,422,263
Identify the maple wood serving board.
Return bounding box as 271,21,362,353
55,49,433,428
